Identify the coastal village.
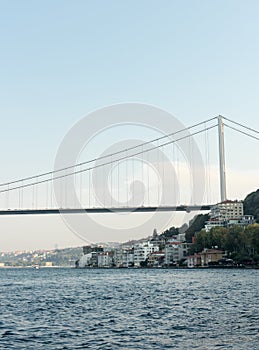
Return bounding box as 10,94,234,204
1,191,258,268
76,198,258,269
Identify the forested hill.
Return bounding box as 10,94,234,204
184,188,259,242
244,189,259,223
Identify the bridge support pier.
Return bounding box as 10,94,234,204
218,115,227,202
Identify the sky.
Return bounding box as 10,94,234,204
0,0,259,251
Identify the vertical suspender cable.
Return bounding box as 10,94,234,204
132,156,134,206
157,140,160,205
110,155,113,207
176,144,180,205
207,128,211,204
173,143,176,206
80,165,82,206
147,149,150,207
162,145,165,206
126,150,129,206
46,179,49,209
117,158,120,205
6,184,9,209
50,177,53,209
64,171,67,209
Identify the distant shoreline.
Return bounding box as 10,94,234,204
1,266,258,270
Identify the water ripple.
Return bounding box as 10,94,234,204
0,268,258,349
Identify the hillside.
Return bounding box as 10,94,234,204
244,189,259,223
0,247,83,267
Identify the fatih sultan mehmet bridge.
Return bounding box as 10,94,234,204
0,116,258,216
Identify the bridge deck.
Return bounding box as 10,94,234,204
0,205,211,215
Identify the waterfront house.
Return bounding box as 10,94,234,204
200,248,224,266
97,252,114,268
147,251,165,267
164,241,190,266
187,253,202,268
188,249,224,267
133,241,159,267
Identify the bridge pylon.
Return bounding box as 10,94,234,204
218,115,227,202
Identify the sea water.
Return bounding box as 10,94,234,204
0,268,258,349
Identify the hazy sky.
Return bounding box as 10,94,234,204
0,1,259,251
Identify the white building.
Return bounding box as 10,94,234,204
97,252,114,267
78,252,98,268
205,220,226,231
205,200,253,231
175,233,186,242
210,200,243,221
226,215,254,227
147,251,165,267
165,242,189,265
133,241,159,267
113,248,134,267
121,249,134,267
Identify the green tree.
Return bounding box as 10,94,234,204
190,226,227,254
185,214,209,243
224,226,246,254
160,226,179,239
244,189,259,223
245,224,259,254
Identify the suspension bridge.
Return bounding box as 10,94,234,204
0,115,258,216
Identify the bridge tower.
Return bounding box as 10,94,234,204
218,115,227,202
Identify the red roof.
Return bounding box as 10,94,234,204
201,249,223,254
166,241,184,245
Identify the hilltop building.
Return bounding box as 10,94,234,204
83,245,104,254
210,200,243,220
205,200,254,231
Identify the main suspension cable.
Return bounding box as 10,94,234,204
0,124,218,194
222,116,259,135
0,116,217,188
224,124,259,141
